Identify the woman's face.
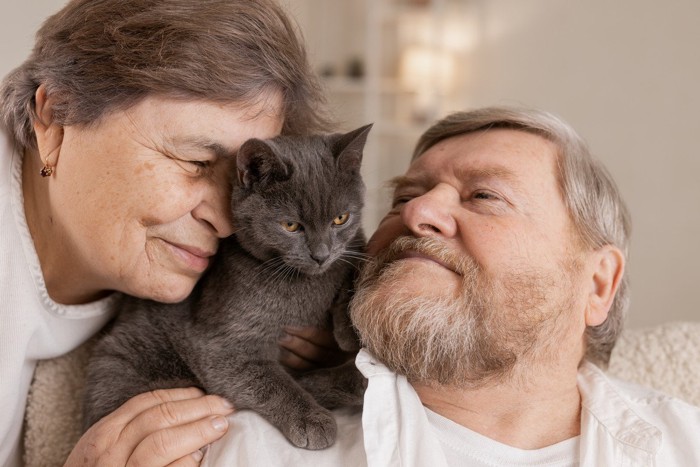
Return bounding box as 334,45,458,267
41,94,283,303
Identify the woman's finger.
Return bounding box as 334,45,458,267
69,388,233,467
102,387,207,429
128,415,229,466
117,393,233,453
167,448,205,467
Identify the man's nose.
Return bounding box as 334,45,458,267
401,184,458,239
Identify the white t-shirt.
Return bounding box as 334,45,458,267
0,128,115,467
426,408,579,467
204,350,700,466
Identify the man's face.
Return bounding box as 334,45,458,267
351,129,589,387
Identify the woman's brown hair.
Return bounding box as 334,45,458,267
1,0,330,149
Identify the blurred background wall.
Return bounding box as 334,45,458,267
3,0,698,329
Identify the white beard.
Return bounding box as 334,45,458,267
350,236,581,389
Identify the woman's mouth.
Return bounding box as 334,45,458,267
161,239,215,273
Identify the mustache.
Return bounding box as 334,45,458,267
362,236,479,281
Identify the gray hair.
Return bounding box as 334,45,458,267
1,0,330,150
412,106,631,367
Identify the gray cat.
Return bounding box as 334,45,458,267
83,124,372,450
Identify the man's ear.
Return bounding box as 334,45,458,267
33,85,64,170
585,245,625,326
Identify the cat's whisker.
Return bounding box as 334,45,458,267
277,264,298,284
341,252,371,263
268,264,290,284
336,257,362,271
251,256,283,275
250,257,286,284
339,253,372,267
343,249,371,258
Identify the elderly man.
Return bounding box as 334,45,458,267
204,107,700,466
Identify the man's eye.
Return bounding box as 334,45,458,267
473,191,498,200
392,196,413,208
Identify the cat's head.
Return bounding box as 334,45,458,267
231,124,371,275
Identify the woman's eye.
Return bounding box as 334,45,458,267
281,221,302,232
189,160,210,169
333,213,350,226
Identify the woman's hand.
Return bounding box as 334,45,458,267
64,387,234,466
278,326,356,371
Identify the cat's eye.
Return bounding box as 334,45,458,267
281,221,301,232
333,213,350,226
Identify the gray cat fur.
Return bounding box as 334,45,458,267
83,124,372,450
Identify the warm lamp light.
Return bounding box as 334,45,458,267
399,45,455,93
399,45,456,122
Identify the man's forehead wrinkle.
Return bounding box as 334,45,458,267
454,164,519,183
390,174,426,191
447,158,527,200
392,164,523,196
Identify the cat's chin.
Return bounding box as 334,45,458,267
292,261,334,276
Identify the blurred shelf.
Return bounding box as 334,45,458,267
321,76,408,95
373,121,424,137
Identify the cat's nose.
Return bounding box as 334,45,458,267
310,244,330,265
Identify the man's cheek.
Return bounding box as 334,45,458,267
366,218,405,256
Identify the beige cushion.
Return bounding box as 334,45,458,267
607,321,700,406
24,339,94,467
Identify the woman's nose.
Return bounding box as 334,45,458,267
192,176,235,238
400,184,458,239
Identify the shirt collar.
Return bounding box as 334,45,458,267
578,361,662,458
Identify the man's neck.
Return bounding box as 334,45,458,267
412,366,582,450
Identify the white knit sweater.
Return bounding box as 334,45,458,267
0,127,114,467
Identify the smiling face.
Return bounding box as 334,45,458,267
367,128,580,281
352,129,592,386
29,94,283,303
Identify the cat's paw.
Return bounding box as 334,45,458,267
285,409,337,450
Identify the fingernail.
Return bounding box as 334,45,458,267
279,333,292,343
211,415,228,432
221,398,234,410
191,449,204,462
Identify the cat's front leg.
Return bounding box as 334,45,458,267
294,359,367,410
83,351,162,430
203,359,338,450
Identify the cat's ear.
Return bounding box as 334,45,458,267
236,138,291,188
332,123,373,172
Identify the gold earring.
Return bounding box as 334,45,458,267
40,165,53,177
40,159,54,177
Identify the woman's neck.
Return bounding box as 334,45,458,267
22,148,109,304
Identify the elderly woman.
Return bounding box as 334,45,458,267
0,0,333,465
